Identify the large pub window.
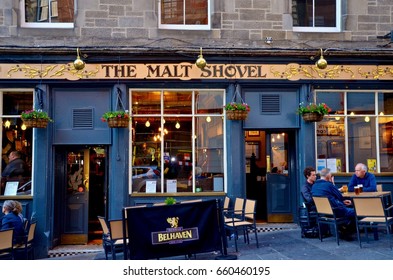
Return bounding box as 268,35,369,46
316,90,393,173
130,89,225,194
1,90,34,197
21,0,75,28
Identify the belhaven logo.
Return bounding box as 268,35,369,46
151,217,199,245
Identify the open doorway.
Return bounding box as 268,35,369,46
54,146,107,245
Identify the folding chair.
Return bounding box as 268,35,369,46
225,199,259,252
0,228,14,260
313,196,349,245
352,196,393,248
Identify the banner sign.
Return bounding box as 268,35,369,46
3,63,393,81
123,199,222,259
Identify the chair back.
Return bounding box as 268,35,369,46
109,219,127,240
27,221,36,243
377,184,383,192
352,197,385,217
98,216,110,235
244,199,257,220
0,228,14,251
313,196,334,215
233,197,245,214
223,196,230,209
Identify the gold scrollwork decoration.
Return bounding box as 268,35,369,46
7,64,99,79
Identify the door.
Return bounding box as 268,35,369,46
266,131,296,222
55,146,107,245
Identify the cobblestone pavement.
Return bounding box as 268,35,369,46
46,223,393,260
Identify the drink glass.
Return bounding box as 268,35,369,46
354,186,360,195
358,184,363,193
342,185,348,194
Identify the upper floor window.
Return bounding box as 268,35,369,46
21,0,75,28
158,0,211,30
292,0,341,32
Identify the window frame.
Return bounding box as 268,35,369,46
158,0,212,30
129,88,226,195
20,0,75,29
292,0,342,33
315,90,393,174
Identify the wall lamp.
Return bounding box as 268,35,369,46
195,47,207,69
73,48,85,70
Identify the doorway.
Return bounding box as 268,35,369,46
245,130,297,223
54,146,107,245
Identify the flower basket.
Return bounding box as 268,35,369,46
22,118,49,128
107,118,130,128
302,112,324,122
226,110,249,120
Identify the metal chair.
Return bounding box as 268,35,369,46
352,196,393,248
98,216,128,260
224,197,244,223
0,228,14,260
14,221,36,259
225,199,259,252
313,196,349,245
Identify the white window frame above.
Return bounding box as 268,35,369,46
292,0,341,33
20,0,76,29
158,0,212,30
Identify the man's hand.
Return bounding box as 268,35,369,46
343,200,352,206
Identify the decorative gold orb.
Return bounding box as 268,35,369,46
73,58,85,70
316,57,327,69
195,55,207,69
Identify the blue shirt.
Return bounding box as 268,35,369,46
348,172,376,192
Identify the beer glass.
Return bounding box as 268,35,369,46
354,186,360,195
358,184,363,193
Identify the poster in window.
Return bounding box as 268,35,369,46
4,182,18,196
146,180,157,193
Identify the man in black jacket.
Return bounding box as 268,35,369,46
2,151,29,178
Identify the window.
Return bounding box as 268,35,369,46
292,0,341,32
158,0,211,30
130,89,225,194
1,90,34,196
316,90,393,173
21,0,75,28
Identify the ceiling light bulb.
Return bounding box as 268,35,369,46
21,124,27,130
206,116,211,123
365,116,370,122
145,120,150,127
175,121,180,129
380,112,384,116
4,120,10,128
335,116,340,120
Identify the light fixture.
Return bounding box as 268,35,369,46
350,112,355,116
73,47,85,70
206,116,211,123
145,119,150,127
264,37,273,45
21,123,27,130
365,116,370,122
380,112,385,116
195,47,207,69
335,116,341,120
316,48,328,69
175,121,180,129
4,120,10,128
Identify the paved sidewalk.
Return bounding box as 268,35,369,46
46,223,393,260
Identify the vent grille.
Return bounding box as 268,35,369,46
72,108,93,129
260,94,281,114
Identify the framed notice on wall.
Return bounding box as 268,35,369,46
4,182,18,196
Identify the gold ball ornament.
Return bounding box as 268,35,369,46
195,55,207,69
73,58,85,70
316,56,327,69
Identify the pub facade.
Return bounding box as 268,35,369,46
1,0,393,258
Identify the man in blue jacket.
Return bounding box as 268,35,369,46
347,163,376,192
312,168,355,240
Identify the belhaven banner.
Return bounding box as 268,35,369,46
123,199,222,259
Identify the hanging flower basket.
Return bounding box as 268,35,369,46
301,112,324,122
106,117,130,128
22,118,49,128
226,110,249,120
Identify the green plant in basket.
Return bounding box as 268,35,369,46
164,197,177,205
296,102,331,116
21,109,53,122
101,110,130,122
224,102,250,112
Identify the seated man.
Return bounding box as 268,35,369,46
347,163,376,192
312,168,355,240
301,166,317,210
